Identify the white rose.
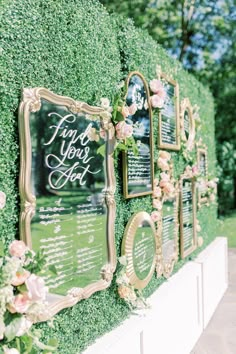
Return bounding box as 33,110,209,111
0,191,6,209
4,317,32,341
25,274,48,301
4,348,20,354
100,97,111,111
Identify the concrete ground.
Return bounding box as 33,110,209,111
191,248,236,354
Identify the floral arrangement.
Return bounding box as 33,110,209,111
197,177,218,205
116,256,148,310
183,164,200,179
149,79,166,110
0,240,57,354
151,151,176,224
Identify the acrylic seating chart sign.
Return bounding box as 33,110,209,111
158,194,179,278
180,98,195,151
122,211,157,289
18,88,116,320
179,177,197,258
158,73,180,151
123,72,154,198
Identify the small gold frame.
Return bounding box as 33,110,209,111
179,177,197,258
180,98,195,151
123,71,154,199
197,146,208,205
157,191,179,278
18,87,117,321
121,211,157,289
158,73,180,151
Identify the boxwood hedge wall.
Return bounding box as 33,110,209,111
0,0,218,352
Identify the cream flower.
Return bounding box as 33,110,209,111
153,186,162,198
9,240,28,258
153,199,162,210
128,103,137,116
159,150,171,161
115,121,133,140
160,172,170,182
158,157,169,171
4,317,32,340
150,95,164,109
151,211,161,222
121,105,130,119
100,97,111,110
118,285,132,299
0,191,6,209
87,127,99,142
25,274,48,301
10,293,31,314
11,269,30,287
0,318,5,340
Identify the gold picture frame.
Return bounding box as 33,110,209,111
197,146,208,205
180,98,195,151
158,73,180,151
18,87,117,321
156,191,179,278
122,71,154,199
179,177,197,259
121,211,157,289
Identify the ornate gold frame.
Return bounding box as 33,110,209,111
197,146,208,205
121,211,157,289
122,71,154,199
180,98,195,151
158,73,180,151
156,191,179,278
18,87,117,321
179,176,197,259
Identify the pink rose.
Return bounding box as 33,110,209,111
128,103,137,116
162,182,175,196
159,150,171,161
121,105,130,119
149,80,166,99
192,165,199,176
10,293,31,314
151,211,161,222
150,95,164,109
153,199,162,210
153,186,162,198
9,240,28,258
207,180,217,189
25,274,48,301
115,121,133,140
11,269,30,286
158,157,169,171
160,172,170,182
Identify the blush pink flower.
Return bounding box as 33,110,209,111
149,80,166,99
121,105,130,119
151,210,161,222
25,274,48,301
192,165,199,176
10,293,31,314
153,186,162,198
128,103,137,116
159,150,171,161
153,199,162,210
150,95,164,109
158,157,169,171
207,180,217,189
118,285,132,299
115,121,133,140
9,240,28,258
11,269,30,286
160,172,170,182
162,182,175,196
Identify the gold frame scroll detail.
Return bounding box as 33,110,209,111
179,176,197,259
158,73,180,151
121,211,157,289
18,87,117,321
180,98,195,151
122,71,154,199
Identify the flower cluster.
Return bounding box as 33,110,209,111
198,177,218,204
0,241,57,353
149,79,166,109
183,164,199,179
116,256,148,310
151,151,176,223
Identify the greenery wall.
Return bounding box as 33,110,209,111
0,0,218,352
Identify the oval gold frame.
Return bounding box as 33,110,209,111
18,87,117,321
180,98,195,151
121,211,157,289
122,71,154,199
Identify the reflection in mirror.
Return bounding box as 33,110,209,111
123,72,154,198
122,212,157,289
180,178,197,258
180,98,195,151
19,88,116,319
159,74,180,151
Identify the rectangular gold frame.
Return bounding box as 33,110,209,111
123,71,154,199
18,87,117,321
158,73,180,151
197,146,208,205
179,177,197,259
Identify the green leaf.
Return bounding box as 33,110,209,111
97,144,106,157
48,265,58,276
